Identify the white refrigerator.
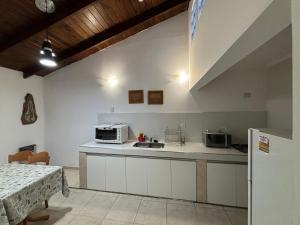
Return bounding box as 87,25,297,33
248,128,293,225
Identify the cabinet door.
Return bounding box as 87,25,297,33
126,157,148,195
147,158,171,198
207,163,236,206
236,164,248,207
171,160,196,201
87,155,106,191
106,156,126,193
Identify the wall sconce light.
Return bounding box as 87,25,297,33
107,77,119,87
178,71,189,83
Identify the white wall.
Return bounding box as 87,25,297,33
44,13,269,167
292,0,300,223
266,58,293,129
0,67,44,163
192,68,268,112
188,0,273,88
189,0,291,90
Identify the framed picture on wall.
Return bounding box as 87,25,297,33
148,90,163,105
21,93,38,125
128,90,144,104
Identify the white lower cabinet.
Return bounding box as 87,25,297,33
171,160,196,201
207,162,248,207
126,157,148,195
207,163,236,206
86,154,195,201
86,155,126,193
147,158,172,198
87,155,106,191
236,164,248,207
106,156,126,193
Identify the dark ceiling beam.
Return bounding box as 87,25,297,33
0,0,97,52
23,0,189,78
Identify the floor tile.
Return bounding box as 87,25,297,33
30,207,74,225
62,189,96,214
32,188,248,225
167,199,195,206
105,196,141,223
68,215,102,225
64,168,80,188
101,219,133,225
48,192,67,207
80,194,118,219
142,196,168,204
167,203,199,225
196,205,231,225
96,191,120,198
195,203,223,210
118,193,143,201
224,207,247,225
64,168,79,188
135,200,166,225
50,214,74,225
223,207,247,213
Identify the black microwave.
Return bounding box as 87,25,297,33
202,132,232,148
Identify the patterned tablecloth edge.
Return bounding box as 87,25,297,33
0,164,70,225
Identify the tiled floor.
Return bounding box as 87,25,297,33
52,168,247,225
64,168,80,188
30,188,247,225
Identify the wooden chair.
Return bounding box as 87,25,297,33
28,152,50,208
24,152,51,225
8,151,33,163
28,152,50,165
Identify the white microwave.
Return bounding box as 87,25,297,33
95,124,128,144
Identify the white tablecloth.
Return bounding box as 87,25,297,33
0,164,69,225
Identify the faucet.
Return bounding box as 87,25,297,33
178,128,186,145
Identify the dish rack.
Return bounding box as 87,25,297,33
164,127,185,145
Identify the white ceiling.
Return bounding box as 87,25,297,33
230,25,292,71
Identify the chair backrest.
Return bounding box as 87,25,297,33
28,152,50,165
8,151,33,163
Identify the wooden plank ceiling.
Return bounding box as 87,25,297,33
0,0,189,78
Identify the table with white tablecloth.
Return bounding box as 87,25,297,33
0,164,69,225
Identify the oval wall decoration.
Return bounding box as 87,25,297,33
21,93,38,125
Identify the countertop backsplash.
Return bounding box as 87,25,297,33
98,112,267,144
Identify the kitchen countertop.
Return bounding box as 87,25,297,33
79,141,247,163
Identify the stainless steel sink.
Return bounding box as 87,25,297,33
133,142,165,149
